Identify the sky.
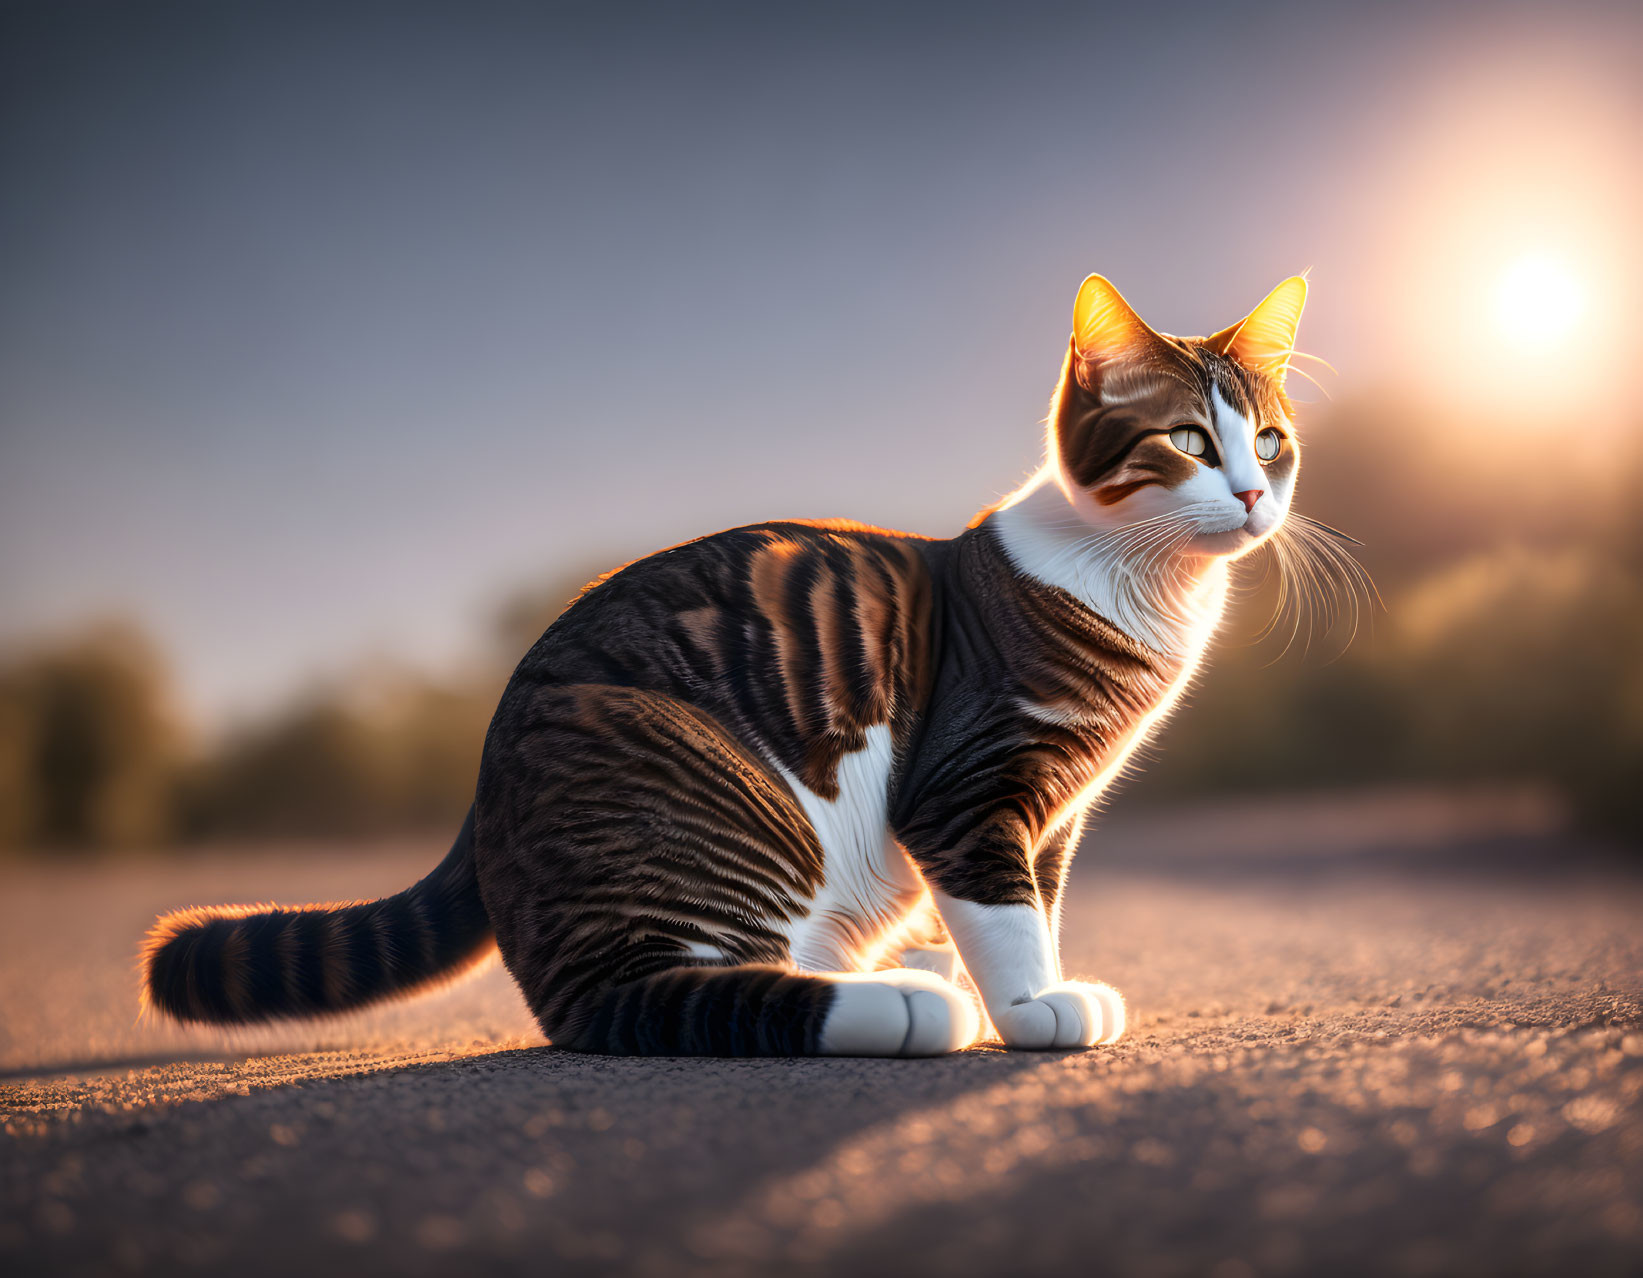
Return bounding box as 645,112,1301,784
3,0,1640,729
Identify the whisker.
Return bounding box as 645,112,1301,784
1296,514,1364,547
1246,509,1381,663
1284,349,1339,375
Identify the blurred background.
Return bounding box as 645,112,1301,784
3,0,1641,855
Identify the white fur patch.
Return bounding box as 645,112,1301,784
773,724,923,973
990,476,1226,653
1209,384,1296,541
1208,386,1267,506
931,895,1126,1049
931,895,1058,1013
991,980,1125,1049
818,969,980,1056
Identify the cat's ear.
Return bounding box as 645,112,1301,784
1072,274,1162,364
1205,276,1308,386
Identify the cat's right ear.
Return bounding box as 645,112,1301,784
1072,274,1161,366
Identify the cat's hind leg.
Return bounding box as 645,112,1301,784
820,968,978,1056
474,683,977,1057
548,964,977,1057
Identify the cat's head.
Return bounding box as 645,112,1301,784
1048,274,1309,559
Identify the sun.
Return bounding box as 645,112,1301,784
1492,253,1587,351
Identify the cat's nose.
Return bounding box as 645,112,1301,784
1234,489,1263,514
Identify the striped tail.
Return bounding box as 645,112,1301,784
140,809,493,1025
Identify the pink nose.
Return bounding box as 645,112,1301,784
1234,489,1263,514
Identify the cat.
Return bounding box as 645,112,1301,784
141,272,1309,1057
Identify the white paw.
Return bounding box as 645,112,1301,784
992,981,1126,1050
819,969,981,1057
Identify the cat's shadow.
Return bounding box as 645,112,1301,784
8,1040,1107,1276
28,1037,1061,1208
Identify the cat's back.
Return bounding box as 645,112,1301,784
497,518,942,794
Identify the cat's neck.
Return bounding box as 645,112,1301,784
980,470,1229,657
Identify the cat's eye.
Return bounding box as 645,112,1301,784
1169,426,1210,458
1255,429,1283,463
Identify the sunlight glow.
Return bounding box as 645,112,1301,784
1492,254,1588,351
1365,48,1635,431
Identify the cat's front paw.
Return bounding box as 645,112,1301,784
992,981,1126,1050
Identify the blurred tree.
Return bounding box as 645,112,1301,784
175,555,617,843
178,677,499,841
1138,544,1643,840
1393,548,1643,837
0,624,179,850
0,682,34,847
362,678,496,829
178,700,389,840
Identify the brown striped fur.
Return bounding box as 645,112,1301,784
141,811,493,1025
140,272,1310,1056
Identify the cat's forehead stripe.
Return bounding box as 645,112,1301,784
1210,384,1253,442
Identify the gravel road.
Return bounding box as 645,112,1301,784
3,792,1641,1277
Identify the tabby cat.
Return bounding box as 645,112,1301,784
142,273,1309,1057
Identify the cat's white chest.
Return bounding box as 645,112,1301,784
772,723,923,972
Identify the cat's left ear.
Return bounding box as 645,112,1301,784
1205,276,1308,387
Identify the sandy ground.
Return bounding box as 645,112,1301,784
2,791,1641,1277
